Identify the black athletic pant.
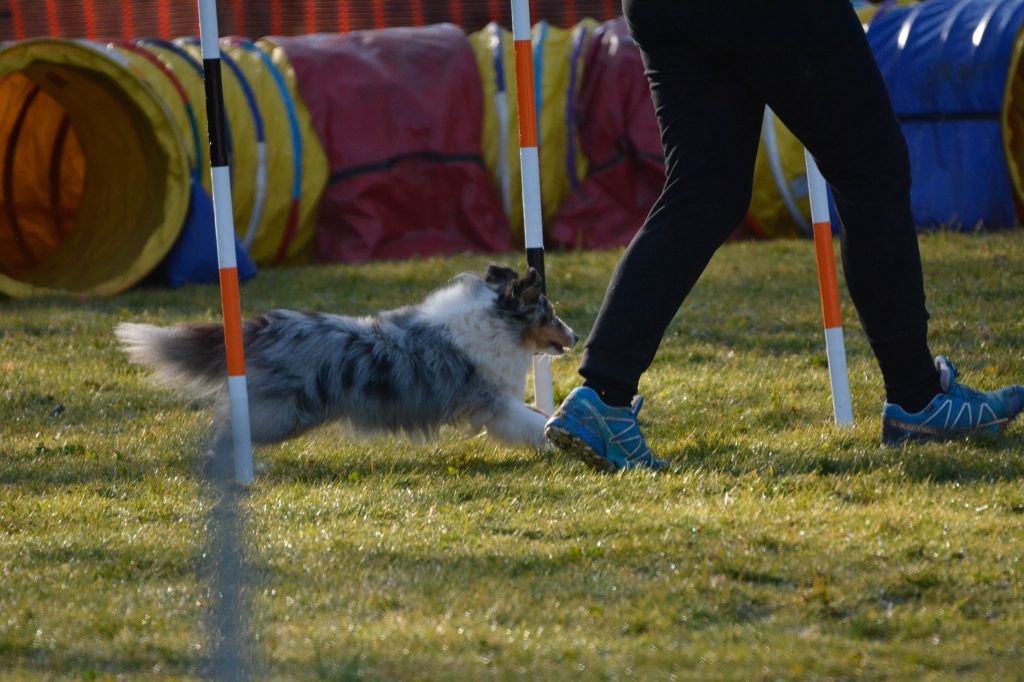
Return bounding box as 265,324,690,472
580,0,940,410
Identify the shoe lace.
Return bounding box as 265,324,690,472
605,397,653,462
943,361,990,404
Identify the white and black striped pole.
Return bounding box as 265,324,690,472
510,0,555,415
197,0,255,483
805,151,854,427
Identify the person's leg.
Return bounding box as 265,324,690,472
681,0,1023,442
578,1,765,406
545,1,765,471
705,0,940,412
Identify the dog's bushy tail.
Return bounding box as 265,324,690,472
115,322,229,396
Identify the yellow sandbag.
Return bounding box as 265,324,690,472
0,39,189,297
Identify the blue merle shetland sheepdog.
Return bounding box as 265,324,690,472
115,265,577,457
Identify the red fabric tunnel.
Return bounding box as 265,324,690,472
273,24,512,263
552,17,664,250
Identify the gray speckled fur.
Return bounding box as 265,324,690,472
115,267,575,454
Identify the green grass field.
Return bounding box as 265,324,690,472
2,232,1024,680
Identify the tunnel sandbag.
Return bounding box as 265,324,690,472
551,18,664,250
151,175,257,288
867,0,1024,229
272,25,510,263
0,39,190,297
469,19,597,242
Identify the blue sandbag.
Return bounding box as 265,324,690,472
154,175,257,288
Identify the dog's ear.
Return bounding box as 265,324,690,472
485,264,518,288
512,267,544,306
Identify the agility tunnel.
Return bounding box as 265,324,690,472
866,0,1024,229
0,36,325,297
171,36,330,265
0,39,191,297
745,0,1024,236
6,1,1024,298
271,25,512,264
548,18,665,250
469,19,598,242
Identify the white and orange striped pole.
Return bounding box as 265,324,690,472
804,151,854,427
511,0,554,415
197,0,255,482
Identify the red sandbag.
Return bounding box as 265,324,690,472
552,18,664,250
272,25,511,263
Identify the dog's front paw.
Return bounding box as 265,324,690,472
526,404,551,418
528,417,554,452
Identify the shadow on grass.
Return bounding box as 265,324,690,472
0,645,201,679
9,544,196,583
667,431,1024,483
257,447,547,486
669,325,826,360
0,443,199,489
259,543,785,631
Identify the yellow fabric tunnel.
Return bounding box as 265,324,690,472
0,39,190,297
226,39,328,266
130,38,326,267
470,20,597,244
748,109,812,239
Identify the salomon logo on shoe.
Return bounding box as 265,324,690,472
882,357,1024,445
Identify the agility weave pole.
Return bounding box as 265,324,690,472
510,0,555,415
804,150,854,427
197,0,255,483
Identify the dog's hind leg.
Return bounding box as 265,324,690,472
203,393,312,479
484,400,550,449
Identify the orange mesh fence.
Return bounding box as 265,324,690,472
1,1,620,41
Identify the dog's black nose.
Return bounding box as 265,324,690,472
571,332,580,347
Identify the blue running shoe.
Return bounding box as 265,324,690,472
882,356,1024,445
544,387,668,472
